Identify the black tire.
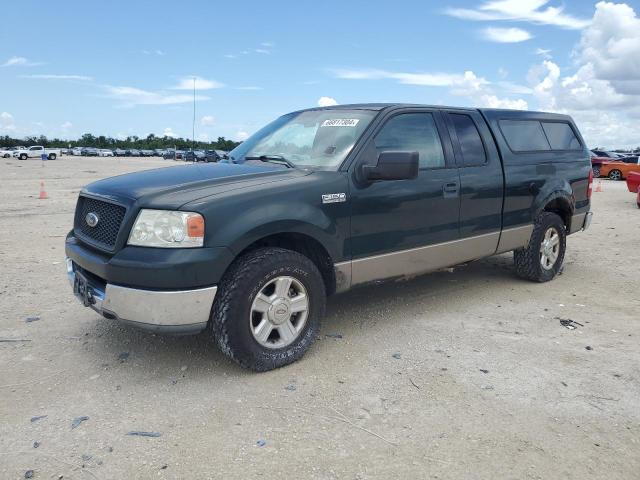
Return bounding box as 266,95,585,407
609,169,622,181
592,166,600,178
19,154,27,160
514,212,566,282
48,153,56,160
210,247,326,371
3,154,9,158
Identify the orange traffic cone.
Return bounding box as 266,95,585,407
595,180,602,193
39,181,48,199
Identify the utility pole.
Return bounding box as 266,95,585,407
192,76,196,151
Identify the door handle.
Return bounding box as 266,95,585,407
443,182,459,197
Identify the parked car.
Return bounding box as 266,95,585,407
60,148,71,155
204,150,227,162
590,152,610,177
140,149,155,157
114,148,127,156
591,149,638,163
127,149,141,156
98,149,114,157
174,150,185,160
184,150,206,162
71,147,83,156
0,148,13,158
627,172,640,208
154,149,167,157
65,104,592,371
599,159,640,180
162,150,176,160
81,147,99,156
14,145,61,160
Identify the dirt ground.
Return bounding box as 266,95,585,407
0,155,638,480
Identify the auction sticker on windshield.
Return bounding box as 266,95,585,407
321,119,360,127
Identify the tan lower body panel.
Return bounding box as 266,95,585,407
334,225,533,291
495,224,534,254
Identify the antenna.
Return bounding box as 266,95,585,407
192,76,196,150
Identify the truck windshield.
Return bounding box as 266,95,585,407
227,109,377,169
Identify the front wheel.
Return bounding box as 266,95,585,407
592,166,600,178
48,153,56,160
609,169,622,181
210,247,326,371
19,154,27,160
514,212,566,282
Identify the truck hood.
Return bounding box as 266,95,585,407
82,162,311,208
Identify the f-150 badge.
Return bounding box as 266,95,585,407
322,193,347,204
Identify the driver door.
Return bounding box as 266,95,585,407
347,109,462,286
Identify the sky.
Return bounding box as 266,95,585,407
1,0,640,148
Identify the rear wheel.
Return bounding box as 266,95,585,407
514,212,566,282
210,247,326,371
19,154,27,160
609,169,622,181
592,166,600,178
48,153,56,160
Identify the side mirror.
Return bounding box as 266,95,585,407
362,151,419,181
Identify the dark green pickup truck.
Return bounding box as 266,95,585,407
66,104,593,371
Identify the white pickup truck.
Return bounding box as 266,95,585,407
14,146,61,160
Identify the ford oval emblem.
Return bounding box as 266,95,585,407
86,212,100,228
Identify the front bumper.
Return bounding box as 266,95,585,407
67,258,216,334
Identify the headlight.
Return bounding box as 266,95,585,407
128,209,204,248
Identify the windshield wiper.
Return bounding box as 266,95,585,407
244,154,296,169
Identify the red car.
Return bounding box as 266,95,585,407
626,172,640,208
590,153,610,177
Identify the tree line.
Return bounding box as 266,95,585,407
0,133,241,151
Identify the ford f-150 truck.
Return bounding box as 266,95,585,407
65,104,593,371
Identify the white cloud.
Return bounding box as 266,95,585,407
481,27,533,43
200,115,215,126
172,76,225,90
318,96,338,107
524,2,640,147
535,47,553,59
331,68,487,88
261,42,274,48
331,67,527,110
254,49,271,55
235,130,250,141
21,74,93,81
105,85,211,106
142,49,165,56
1,56,43,67
61,121,73,130
163,127,177,138
444,0,590,29
577,1,640,94
0,111,16,133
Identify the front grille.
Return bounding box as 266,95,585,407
75,196,126,250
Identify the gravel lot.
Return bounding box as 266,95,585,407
0,155,638,479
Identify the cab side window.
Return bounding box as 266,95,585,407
449,114,487,167
374,113,445,169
